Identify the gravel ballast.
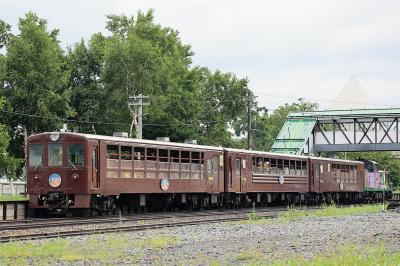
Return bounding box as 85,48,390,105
3,210,400,264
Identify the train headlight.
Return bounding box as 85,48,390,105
72,173,79,180
49,173,62,188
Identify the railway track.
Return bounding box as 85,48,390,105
0,207,291,243
0,204,382,243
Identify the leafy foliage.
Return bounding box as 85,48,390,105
3,12,73,150
251,98,318,150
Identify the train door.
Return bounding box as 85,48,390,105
314,162,320,192
235,155,249,193
92,146,100,188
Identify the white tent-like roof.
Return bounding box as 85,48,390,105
331,77,373,109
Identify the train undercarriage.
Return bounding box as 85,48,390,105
31,191,392,217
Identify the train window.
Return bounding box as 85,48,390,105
48,143,63,166
159,149,169,162
134,147,145,160
181,151,190,163
181,151,190,179
29,144,43,168
295,161,301,175
235,159,241,176
121,146,132,160
171,150,179,163
270,159,277,174
263,158,271,174
207,159,212,174
289,160,295,175
146,148,157,161
67,144,84,166
277,159,283,174
107,145,119,160
252,157,259,174
191,152,200,164
283,160,289,175
301,161,307,175
213,157,219,175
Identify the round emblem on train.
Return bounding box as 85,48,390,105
49,173,61,188
278,175,285,184
160,178,169,191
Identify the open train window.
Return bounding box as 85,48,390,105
270,158,277,174
283,160,289,175
181,151,190,163
146,148,157,161
170,150,179,163
159,149,169,162
277,159,283,174
121,146,132,160
48,143,63,166
107,145,119,160
134,147,144,160
29,144,43,168
295,161,302,175
191,152,200,164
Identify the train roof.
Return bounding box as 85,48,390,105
224,148,363,164
223,148,309,160
308,155,364,165
29,132,224,151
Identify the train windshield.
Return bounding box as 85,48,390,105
68,144,84,167
48,143,63,166
29,144,43,168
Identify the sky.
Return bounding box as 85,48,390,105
1,0,400,111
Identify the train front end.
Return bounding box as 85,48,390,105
27,132,90,214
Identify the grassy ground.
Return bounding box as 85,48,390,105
234,242,400,266
0,234,180,265
241,204,385,224
0,195,28,202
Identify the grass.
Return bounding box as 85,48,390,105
232,243,400,265
136,235,181,249
239,204,384,225
0,195,28,202
269,242,400,266
0,233,181,265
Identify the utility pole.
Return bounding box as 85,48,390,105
245,90,253,150
128,94,149,139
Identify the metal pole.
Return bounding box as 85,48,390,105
138,94,143,139
246,90,252,150
383,169,386,211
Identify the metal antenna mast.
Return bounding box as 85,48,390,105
245,90,253,150
128,94,149,139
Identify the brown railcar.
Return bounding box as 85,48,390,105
309,157,364,194
27,132,224,212
224,148,310,193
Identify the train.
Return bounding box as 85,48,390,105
26,132,391,215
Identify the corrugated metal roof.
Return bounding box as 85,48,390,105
270,118,316,155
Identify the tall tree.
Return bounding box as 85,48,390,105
252,99,318,150
0,98,21,180
3,12,73,150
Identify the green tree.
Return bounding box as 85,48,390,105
3,12,73,151
0,98,21,180
252,98,318,150
67,34,106,133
